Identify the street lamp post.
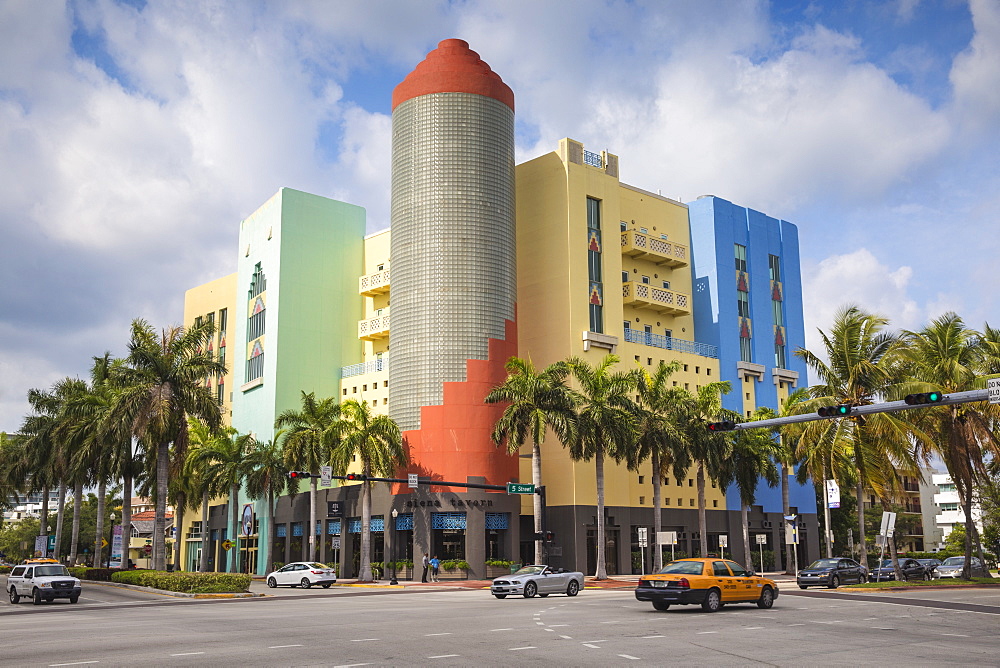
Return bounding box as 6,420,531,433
390,508,399,585
107,513,116,568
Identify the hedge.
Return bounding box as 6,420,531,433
111,570,251,594
69,567,122,581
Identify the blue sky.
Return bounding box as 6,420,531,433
1,0,998,430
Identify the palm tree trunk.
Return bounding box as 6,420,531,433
969,520,991,579
174,503,185,571
822,472,832,558
359,479,373,581
94,479,107,568
856,480,867,571
308,478,318,563
121,473,132,569
741,504,752,568
40,485,50,554
532,441,544,565
265,491,275,576
68,482,83,565
230,484,240,573
54,483,66,563
595,448,607,579
781,459,792,574
153,439,169,571
651,450,663,572
697,464,708,557
961,484,976,579
200,489,211,572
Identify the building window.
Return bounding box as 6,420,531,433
734,244,747,273
245,263,266,383
662,280,670,289
587,197,604,333
769,254,787,369
620,221,627,232
641,275,650,284
622,271,628,283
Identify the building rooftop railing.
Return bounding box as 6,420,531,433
623,328,718,359
341,357,388,378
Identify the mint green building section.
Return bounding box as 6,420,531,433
232,187,365,574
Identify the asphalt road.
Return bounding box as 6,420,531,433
2,581,999,666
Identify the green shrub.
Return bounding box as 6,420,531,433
486,559,513,568
111,570,250,593
71,567,121,581
0,566,11,574
440,560,470,570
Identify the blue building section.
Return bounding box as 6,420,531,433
687,195,815,516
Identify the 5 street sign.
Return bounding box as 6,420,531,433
506,482,535,494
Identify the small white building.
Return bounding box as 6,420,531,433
930,472,983,551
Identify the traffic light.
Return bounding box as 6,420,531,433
817,405,851,417
288,471,311,479
904,391,944,405
707,421,736,432
544,530,555,542
345,473,367,481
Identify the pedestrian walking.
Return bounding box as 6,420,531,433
421,553,429,583
430,555,441,582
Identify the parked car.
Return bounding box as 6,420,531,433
490,565,584,599
915,558,943,578
7,560,81,605
265,562,337,588
936,556,990,579
870,558,931,581
635,558,778,612
797,558,867,589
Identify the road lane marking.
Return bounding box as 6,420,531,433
269,645,303,649
560,635,573,639
49,663,99,667
333,664,370,668
940,633,969,637
697,631,718,635
789,624,805,626
549,624,569,627
600,620,620,624
428,655,459,659
509,647,536,651
580,640,607,643
424,633,452,636
170,653,205,657
583,644,602,649
536,621,545,625
744,627,763,630
490,628,513,632
544,628,554,632
351,638,380,642
643,635,665,638
619,655,640,661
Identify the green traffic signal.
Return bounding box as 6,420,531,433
904,392,944,405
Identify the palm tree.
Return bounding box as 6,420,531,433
328,399,406,582
276,391,340,563
244,434,292,576
720,409,780,568
631,361,690,571
566,355,637,579
795,305,921,572
773,388,810,572
901,313,1000,578
187,426,256,573
485,357,577,564
112,319,226,570
678,381,734,557
185,418,227,572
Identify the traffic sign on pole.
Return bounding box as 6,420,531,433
506,482,535,494
320,466,332,488
989,378,1000,404
638,527,648,547
408,473,419,489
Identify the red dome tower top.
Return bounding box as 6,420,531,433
392,38,514,111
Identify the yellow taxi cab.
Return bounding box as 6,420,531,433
635,557,778,612
23,558,60,565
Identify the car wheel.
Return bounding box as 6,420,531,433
523,582,537,598
828,575,840,589
9,587,19,604
322,584,331,589
756,587,774,609
267,577,277,588
652,601,671,611
566,580,580,597
798,585,808,590
32,588,43,606
494,594,507,599
701,588,722,612
69,595,79,604
300,578,312,589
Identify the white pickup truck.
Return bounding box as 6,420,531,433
8,560,82,605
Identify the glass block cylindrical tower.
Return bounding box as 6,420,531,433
389,39,518,486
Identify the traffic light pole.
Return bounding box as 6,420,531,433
728,388,991,431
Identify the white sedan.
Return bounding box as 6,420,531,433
266,562,337,588
490,565,584,599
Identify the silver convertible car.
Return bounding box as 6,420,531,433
491,564,584,599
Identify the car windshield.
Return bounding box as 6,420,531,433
941,557,965,566
878,560,896,568
807,559,839,569
35,565,70,577
512,566,545,576
658,561,705,575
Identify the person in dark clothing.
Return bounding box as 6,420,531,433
421,553,429,583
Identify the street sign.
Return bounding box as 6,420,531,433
784,520,798,545
658,531,677,545
506,482,535,494
331,537,341,549
242,504,254,536
320,466,333,488
826,479,841,509
879,511,897,536
408,473,419,488
989,378,1000,404
34,535,46,557
327,501,343,517
637,527,648,547
221,539,233,551
101,538,109,548
47,534,56,551
756,534,767,545
718,535,728,548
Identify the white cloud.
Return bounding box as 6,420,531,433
949,0,1000,134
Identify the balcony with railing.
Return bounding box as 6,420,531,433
342,357,389,379
359,266,390,296
358,311,390,340
621,231,688,267
622,281,690,315
623,328,718,358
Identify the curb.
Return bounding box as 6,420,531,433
81,579,265,599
